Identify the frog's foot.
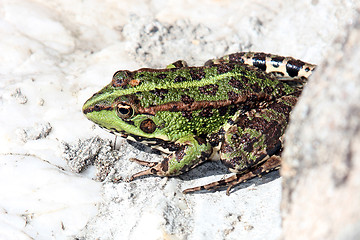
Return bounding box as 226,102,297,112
128,158,168,181
183,155,281,195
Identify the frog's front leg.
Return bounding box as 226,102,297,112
128,135,212,181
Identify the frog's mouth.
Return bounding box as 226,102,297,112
105,127,174,154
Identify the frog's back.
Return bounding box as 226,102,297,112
111,63,295,108
107,63,298,137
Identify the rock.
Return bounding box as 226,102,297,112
281,10,360,240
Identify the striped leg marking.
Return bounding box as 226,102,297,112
183,155,281,195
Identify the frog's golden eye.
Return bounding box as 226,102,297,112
116,103,133,119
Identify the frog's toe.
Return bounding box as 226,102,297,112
128,168,154,181
129,158,157,167
127,158,159,181
128,161,168,181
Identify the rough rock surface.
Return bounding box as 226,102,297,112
282,8,360,240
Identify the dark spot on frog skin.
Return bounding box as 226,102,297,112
252,53,267,71
207,130,224,147
181,94,195,104
286,59,305,77
245,117,269,132
216,64,234,74
218,106,228,116
200,151,211,160
227,91,240,102
160,158,169,172
250,82,262,93
174,76,188,83
245,93,262,102
194,136,206,145
241,75,249,84
262,120,283,147
228,53,245,63
222,156,245,170
140,119,157,133
150,88,169,100
189,69,206,81
83,104,112,114
181,111,193,120
175,146,186,163
198,84,219,95
150,168,158,174
221,141,234,154
228,77,243,89
94,104,101,111
199,107,213,118
156,73,167,79
228,105,238,116
266,141,282,157
273,83,286,96
171,105,179,111
239,112,283,151
159,141,178,152
270,56,285,68
124,119,135,126
255,52,271,58
263,86,274,95
230,132,240,141
109,128,126,136
268,100,293,120
241,135,258,153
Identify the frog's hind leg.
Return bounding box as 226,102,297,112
185,94,293,195
183,155,281,195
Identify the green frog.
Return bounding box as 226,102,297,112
82,52,315,195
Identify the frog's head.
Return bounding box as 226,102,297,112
82,71,171,143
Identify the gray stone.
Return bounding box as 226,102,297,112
281,9,360,240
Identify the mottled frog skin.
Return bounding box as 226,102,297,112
82,52,315,194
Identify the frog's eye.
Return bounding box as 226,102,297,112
116,103,134,119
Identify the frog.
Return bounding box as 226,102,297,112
82,52,315,195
